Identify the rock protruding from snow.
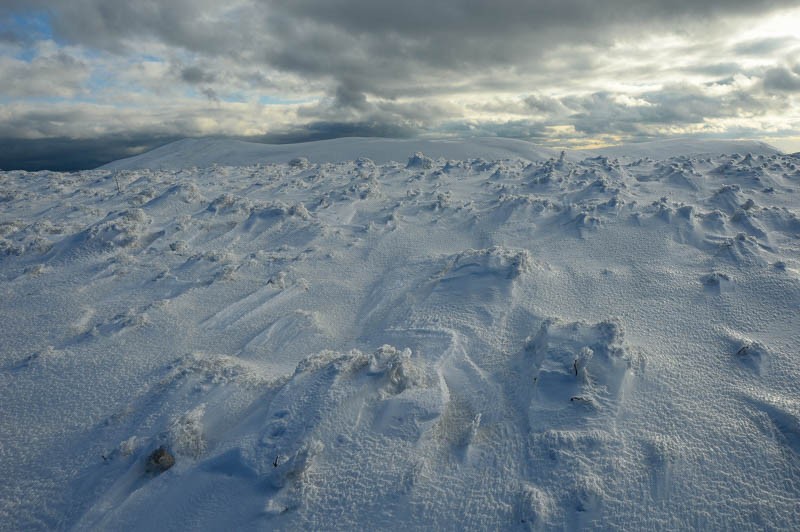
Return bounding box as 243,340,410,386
146,446,175,473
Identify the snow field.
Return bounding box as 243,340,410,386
1,138,799,529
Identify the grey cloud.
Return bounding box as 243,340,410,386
301,78,789,146
44,0,247,55
763,67,800,92
4,0,795,98
263,0,795,70
296,83,461,131
688,63,743,77
200,87,220,103
0,51,88,98
272,0,793,38
440,119,554,142
180,65,215,84
0,106,97,138
565,84,775,136
0,30,23,43
0,101,244,140
333,83,371,112
524,94,571,116
734,37,798,56
255,121,419,144
643,85,767,122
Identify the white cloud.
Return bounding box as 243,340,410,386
0,48,89,98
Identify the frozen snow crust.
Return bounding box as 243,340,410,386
2,138,799,529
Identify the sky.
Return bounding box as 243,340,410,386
1,0,799,170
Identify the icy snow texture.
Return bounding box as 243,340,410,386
1,138,799,530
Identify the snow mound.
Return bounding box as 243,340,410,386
47,208,158,261
444,246,532,280
519,318,636,426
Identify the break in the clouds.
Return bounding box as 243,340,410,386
1,0,800,169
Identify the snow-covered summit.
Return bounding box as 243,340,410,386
579,137,781,160
101,136,780,170
101,136,564,170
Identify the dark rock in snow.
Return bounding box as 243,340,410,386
146,446,175,473
289,157,309,169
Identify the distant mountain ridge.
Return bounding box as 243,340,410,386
101,136,781,170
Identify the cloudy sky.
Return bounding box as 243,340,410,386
1,0,799,169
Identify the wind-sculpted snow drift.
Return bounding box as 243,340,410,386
1,138,799,529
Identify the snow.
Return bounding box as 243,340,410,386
101,136,780,171
101,137,563,171
2,137,799,529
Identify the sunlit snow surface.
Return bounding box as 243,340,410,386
2,139,799,529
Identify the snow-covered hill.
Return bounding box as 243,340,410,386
100,136,780,170
2,139,799,530
579,138,781,160
101,137,563,170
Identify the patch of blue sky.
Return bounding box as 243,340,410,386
0,94,70,105
199,93,315,105
139,54,164,63
86,67,114,93
1,11,59,61
220,93,246,103
10,11,54,40
85,54,166,96
10,41,36,62
259,95,314,105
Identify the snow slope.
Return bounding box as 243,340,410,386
100,136,780,171
580,138,781,160
2,139,800,530
101,137,563,170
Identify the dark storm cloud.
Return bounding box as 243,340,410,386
272,0,790,37
0,134,181,171
0,0,244,55
5,0,795,95
255,120,419,144
255,0,797,99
